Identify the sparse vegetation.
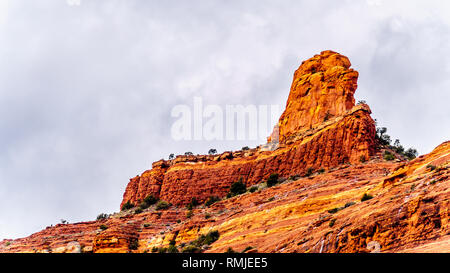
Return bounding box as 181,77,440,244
139,194,159,210
426,164,436,171
121,201,134,211
375,124,418,160
361,193,373,202
404,148,418,160
323,111,331,121
226,247,236,253
181,245,202,253
318,168,325,174
327,207,341,214
186,197,199,210
329,219,336,227
204,196,220,207
96,213,109,221
167,245,179,253
344,201,356,208
129,240,139,250
228,178,246,197
383,151,395,161
266,173,279,187
248,186,258,193
186,210,193,218
156,200,171,210
180,230,220,253
169,153,175,160
134,208,143,214
192,230,220,247
359,155,367,163
208,149,217,155
99,224,108,230
185,152,193,156
242,146,250,151
242,246,254,253
305,167,314,177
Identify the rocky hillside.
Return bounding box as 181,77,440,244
1,51,448,253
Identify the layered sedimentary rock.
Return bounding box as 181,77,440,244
121,50,377,208
2,50,448,253
2,142,448,253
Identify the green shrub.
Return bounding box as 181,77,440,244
344,201,356,208
158,247,168,253
329,219,336,227
181,245,202,253
383,151,395,161
204,213,211,219
205,196,220,207
305,167,314,177
229,178,246,196
242,246,254,253
121,201,134,211
327,208,340,214
192,230,220,247
242,146,250,151
156,200,170,210
134,208,143,214
167,245,179,253
317,168,325,174
248,186,258,193
139,194,159,210
186,210,193,218
151,247,159,253
404,148,418,160
225,247,236,253
361,193,373,202
359,155,367,163
96,213,109,221
266,173,279,187
186,197,199,210
129,240,139,250
99,224,108,230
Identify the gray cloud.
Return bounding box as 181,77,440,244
0,0,449,239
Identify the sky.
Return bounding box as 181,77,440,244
0,0,449,240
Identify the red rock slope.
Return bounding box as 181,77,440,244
1,51,448,253
121,50,377,208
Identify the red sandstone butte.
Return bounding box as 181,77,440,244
120,50,376,208
1,50,448,253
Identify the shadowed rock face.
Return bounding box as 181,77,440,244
1,51,448,253
121,50,377,209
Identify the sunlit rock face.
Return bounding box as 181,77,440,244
2,51,448,254
277,50,359,144
120,50,376,209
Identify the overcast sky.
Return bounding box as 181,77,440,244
0,0,449,240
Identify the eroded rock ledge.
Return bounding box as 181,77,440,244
121,50,377,208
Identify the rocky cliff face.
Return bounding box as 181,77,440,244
121,50,377,208
1,51,448,253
